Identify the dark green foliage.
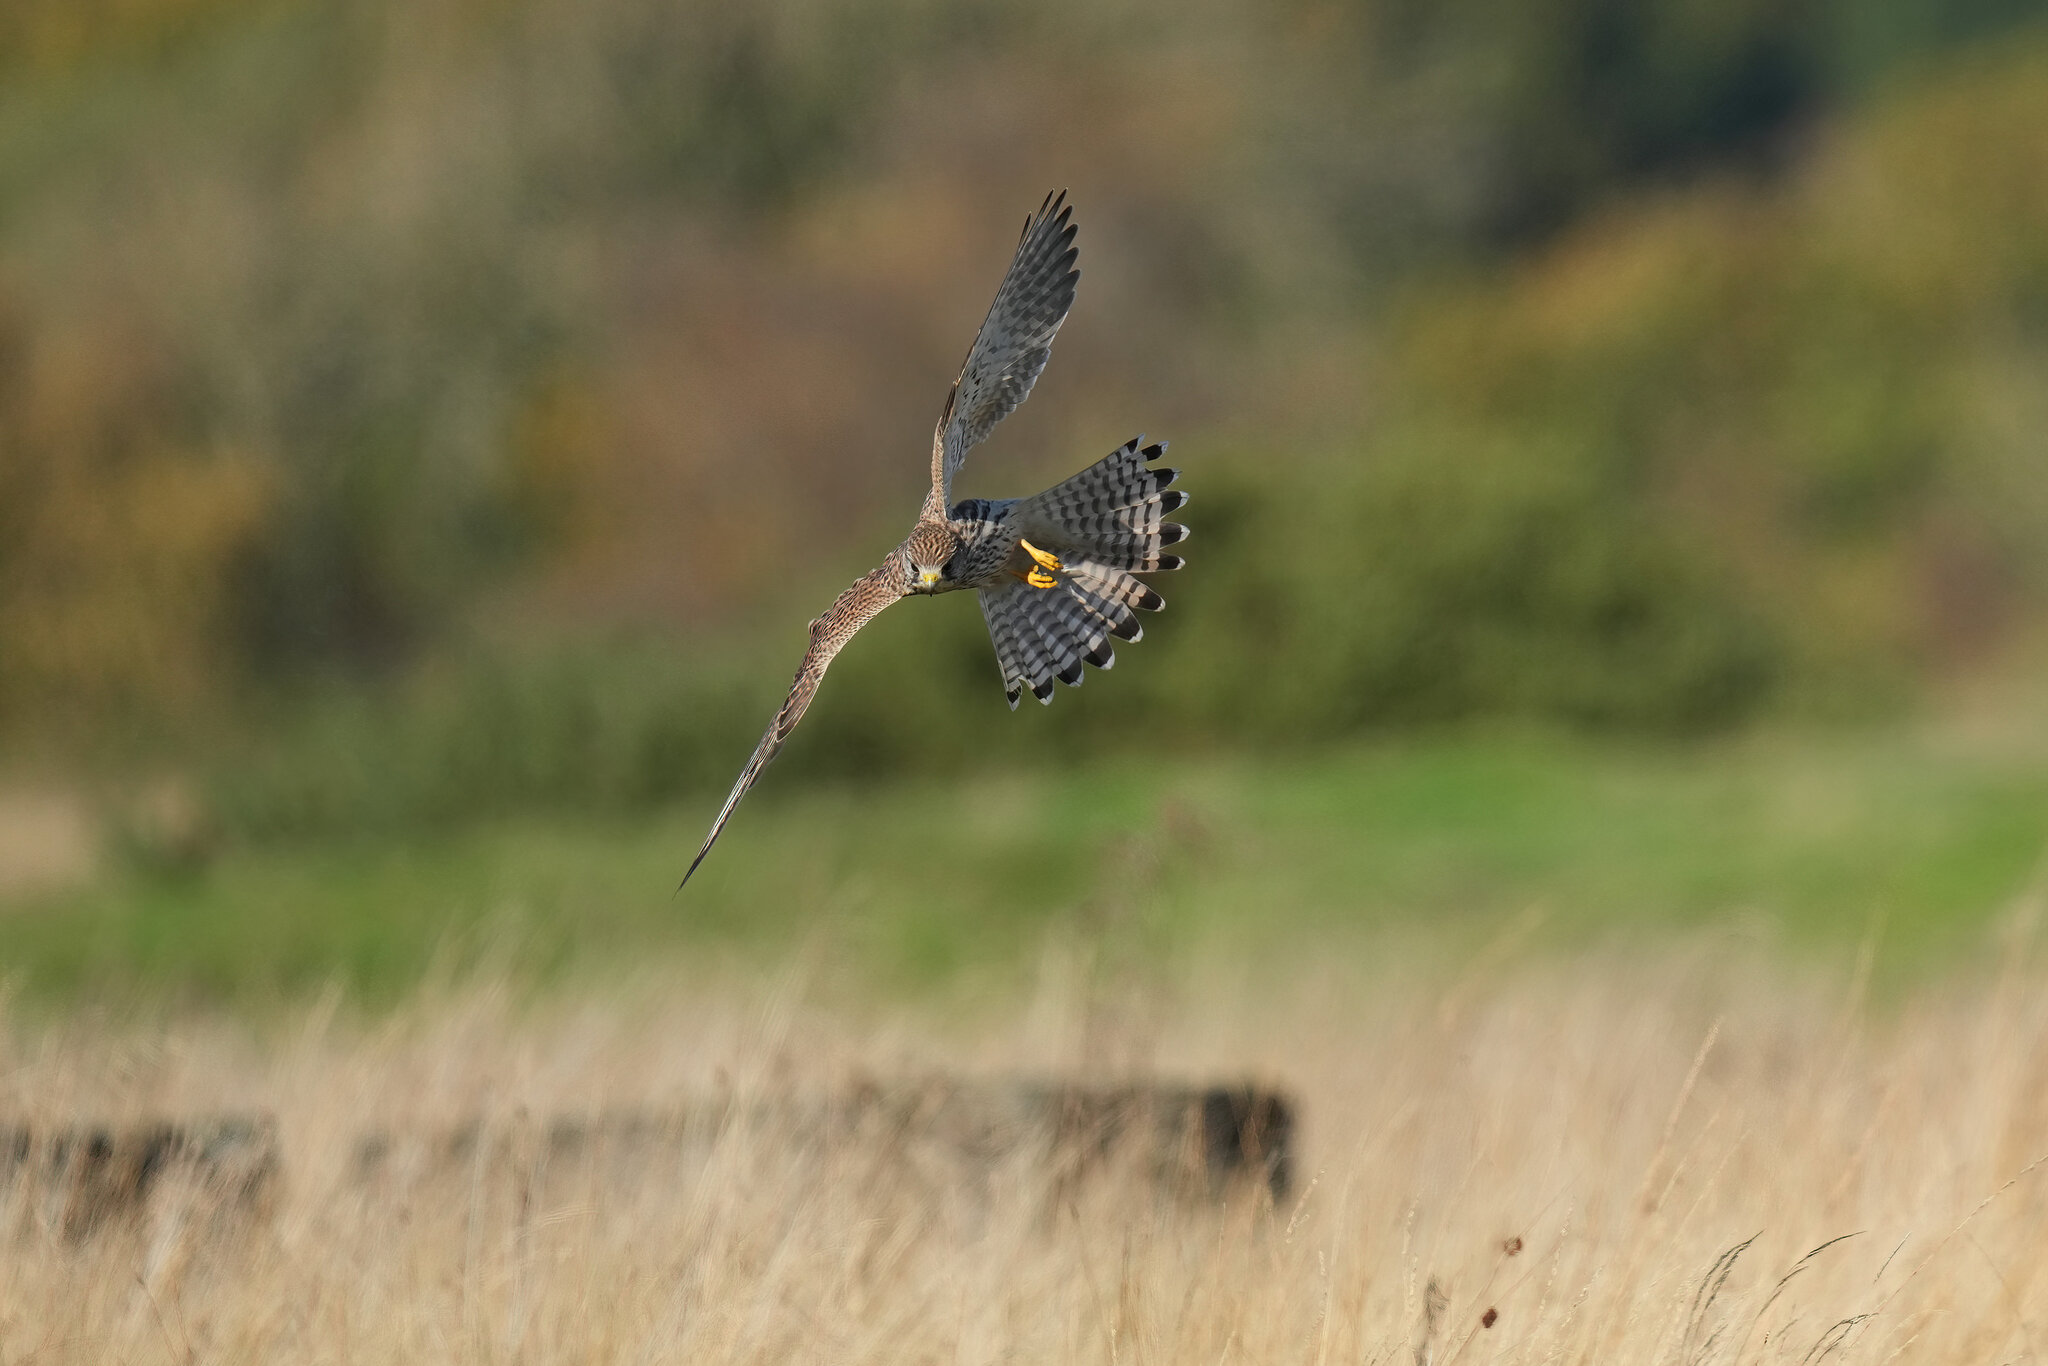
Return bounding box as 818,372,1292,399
1308,0,2048,256
1283,445,1775,731
200,442,1783,847
207,637,770,839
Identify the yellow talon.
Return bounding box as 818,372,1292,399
1020,539,1062,574
1026,566,1059,589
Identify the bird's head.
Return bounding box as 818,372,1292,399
900,522,960,594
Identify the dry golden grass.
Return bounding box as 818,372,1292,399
3,943,2046,1364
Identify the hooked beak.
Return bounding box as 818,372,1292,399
918,568,941,592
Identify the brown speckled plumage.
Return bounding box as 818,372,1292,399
682,193,1189,887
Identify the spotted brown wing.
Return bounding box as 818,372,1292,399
679,567,901,889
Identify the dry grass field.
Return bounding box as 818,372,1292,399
4,938,2047,1364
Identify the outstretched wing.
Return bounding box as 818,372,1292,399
930,191,1081,504
680,567,902,889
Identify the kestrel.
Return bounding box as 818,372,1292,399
681,192,1188,887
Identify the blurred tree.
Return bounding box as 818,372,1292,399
1,0,2046,802
0,294,269,732
1293,0,2048,263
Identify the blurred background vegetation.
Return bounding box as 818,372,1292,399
2,0,2047,997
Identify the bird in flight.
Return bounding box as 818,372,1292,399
681,192,1188,887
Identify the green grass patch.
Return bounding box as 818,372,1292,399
4,729,2044,1007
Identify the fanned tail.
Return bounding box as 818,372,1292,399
980,563,1156,708
1017,436,1187,572
975,434,1183,709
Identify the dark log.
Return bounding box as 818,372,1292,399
0,1115,278,1237
353,1078,1296,1202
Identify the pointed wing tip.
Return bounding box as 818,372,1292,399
1026,190,1074,241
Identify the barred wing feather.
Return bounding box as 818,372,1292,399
931,192,1080,502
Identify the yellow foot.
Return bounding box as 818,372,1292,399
1018,539,1063,589
1020,538,1062,572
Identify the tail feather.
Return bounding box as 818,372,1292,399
1019,436,1188,572
1066,557,1164,619
1018,585,1087,688
977,434,1183,709
1069,572,1145,642
1048,585,1117,669
982,579,1062,705
1013,605,1059,704
977,556,1166,707
977,586,1033,709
